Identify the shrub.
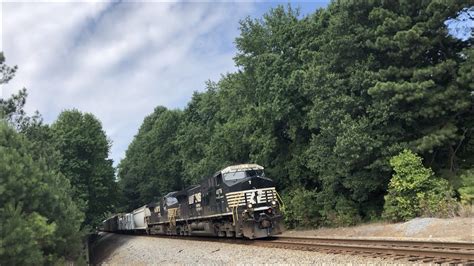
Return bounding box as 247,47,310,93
458,169,474,205
282,188,321,228
323,197,362,227
383,149,456,222
282,187,362,228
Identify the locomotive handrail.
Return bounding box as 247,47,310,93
229,192,245,226
168,208,179,227
275,191,285,209
231,206,238,226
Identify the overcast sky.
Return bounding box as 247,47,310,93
0,1,329,165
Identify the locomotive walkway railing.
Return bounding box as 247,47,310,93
229,192,245,226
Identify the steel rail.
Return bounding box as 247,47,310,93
253,236,474,264
259,239,474,262
273,236,474,250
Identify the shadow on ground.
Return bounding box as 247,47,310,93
90,232,131,264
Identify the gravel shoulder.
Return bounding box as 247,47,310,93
282,217,474,242
92,233,403,265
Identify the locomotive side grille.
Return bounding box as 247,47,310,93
226,187,277,207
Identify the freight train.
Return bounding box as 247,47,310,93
102,164,283,239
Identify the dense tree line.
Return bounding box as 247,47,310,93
0,53,117,263
119,107,184,209
119,1,473,226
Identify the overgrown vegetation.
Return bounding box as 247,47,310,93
383,150,457,221
118,1,473,227
458,169,474,205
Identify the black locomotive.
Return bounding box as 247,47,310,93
102,164,283,239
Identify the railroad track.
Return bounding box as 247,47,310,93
256,236,474,264
106,233,474,264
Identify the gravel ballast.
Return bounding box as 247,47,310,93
93,233,405,265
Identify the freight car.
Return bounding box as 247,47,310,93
102,164,283,239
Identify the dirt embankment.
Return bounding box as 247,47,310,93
283,217,473,242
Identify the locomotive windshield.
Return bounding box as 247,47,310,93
165,196,178,206
164,192,178,206
223,169,265,182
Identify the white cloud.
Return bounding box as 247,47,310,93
444,7,474,41
1,1,256,164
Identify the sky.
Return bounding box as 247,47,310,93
0,1,329,165
444,6,474,41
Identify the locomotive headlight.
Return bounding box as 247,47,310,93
271,200,277,206
247,203,253,209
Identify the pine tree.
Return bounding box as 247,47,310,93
0,123,84,264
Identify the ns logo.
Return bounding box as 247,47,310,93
248,190,259,204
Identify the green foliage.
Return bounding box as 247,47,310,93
118,107,184,210
1,204,49,265
458,169,474,205
282,188,320,228
0,53,42,131
118,2,473,228
323,196,363,227
304,0,472,225
383,150,457,221
0,52,17,85
0,53,88,263
0,123,84,264
52,110,117,227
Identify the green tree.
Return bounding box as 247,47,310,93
282,188,321,228
1,53,85,263
174,85,224,184
0,123,84,264
383,149,456,221
52,110,117,227
119,2,473,227
118,107,184,211
366,2,473,174
0,52,16,85
233,6,315,189
458,169,474,205
304,0,472,224
0,53,42,131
